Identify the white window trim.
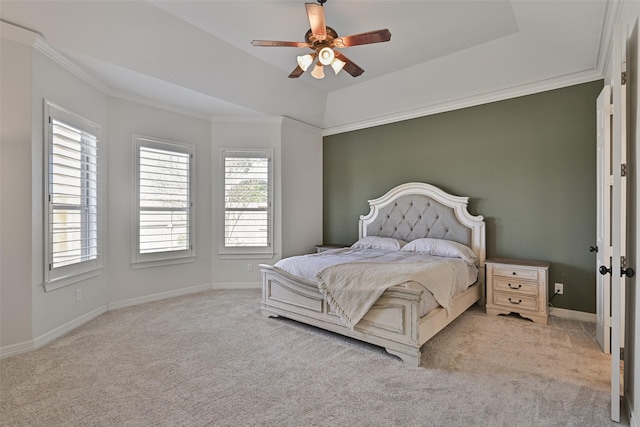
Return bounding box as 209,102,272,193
43,100,103,291
132,135,196,268
219,148,274,259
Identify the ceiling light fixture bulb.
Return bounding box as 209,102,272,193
331,58,346,75
311,62,325,79
318,47,335,66
297,54,314,72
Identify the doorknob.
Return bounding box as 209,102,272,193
621,267,635,278
600,265,612,275
589,245,598,253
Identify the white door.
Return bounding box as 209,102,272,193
595,85,612,355
608,23,629,423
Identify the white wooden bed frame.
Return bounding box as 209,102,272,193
259,182,486,367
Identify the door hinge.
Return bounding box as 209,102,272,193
621,163,627,177
622,71,627,85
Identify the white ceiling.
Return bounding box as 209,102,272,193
0,0,615,133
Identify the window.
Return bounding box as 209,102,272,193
133,135,195,267
44,101,102,290
220,149,273,258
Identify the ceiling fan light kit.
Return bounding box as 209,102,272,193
311,62,325,79
251,0,391,80
297,53,315,72
318,47,334,65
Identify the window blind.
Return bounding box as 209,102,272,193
224,155,270,247
49,119,99,269
139,146,191,254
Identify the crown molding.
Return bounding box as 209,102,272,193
596,0,624,80
32,39,110,94
281,116,323,135
110,89,213,121
210,115,281,124
322,68,603,136
1,20,109,94
0,19,40,45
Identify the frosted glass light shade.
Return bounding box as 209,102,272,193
297,54,314,72
318,47,335,66
331,58,346,74
311,63,325,79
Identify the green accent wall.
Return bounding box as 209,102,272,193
323,80,604,314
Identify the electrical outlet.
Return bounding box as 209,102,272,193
247,264,253,272
554,283,563,295
75,288,82,301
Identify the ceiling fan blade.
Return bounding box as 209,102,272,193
333,29,392,48
305,3,327,41
288,65,305,79
251,40,311,48
334,52,364,77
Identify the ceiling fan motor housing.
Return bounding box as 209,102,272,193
305,27,339,46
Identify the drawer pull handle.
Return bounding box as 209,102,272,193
508,283,522,290
508,298,522,305
512,272,517,275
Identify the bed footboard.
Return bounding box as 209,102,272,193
260,265,425,364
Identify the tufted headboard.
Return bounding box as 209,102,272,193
359,182,486,267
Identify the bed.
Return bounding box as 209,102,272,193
259,182,486,367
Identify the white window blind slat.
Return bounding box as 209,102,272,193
135,142,193,258
223,155,270,248
47,114,100,273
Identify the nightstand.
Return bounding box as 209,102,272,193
485,258,550,325
315,244,345,253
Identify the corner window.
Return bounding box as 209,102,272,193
220,149,273,258
133,135,195,267
44,101,102,290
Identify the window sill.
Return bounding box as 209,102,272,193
44,268,103,292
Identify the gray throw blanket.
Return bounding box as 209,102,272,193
317,261,456,329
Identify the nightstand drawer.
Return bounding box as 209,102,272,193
492,266,539,281
493,293,538,312
493,277,539,296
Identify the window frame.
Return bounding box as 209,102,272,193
43,100,103,291
132,135,196,268
219,148,274,259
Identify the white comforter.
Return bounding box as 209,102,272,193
274,248,478,318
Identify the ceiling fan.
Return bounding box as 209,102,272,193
251,0,391,79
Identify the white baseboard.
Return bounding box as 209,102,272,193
33,305,107,349
0,340,36,359
1,305,107,360
107,283,212,311
549,307,596,323
211,282,260,290
628,398,637,427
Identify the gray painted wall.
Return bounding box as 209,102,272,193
323,80,603,313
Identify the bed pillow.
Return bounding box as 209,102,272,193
401,238,476,264
350,236,407,251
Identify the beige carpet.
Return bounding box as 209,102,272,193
0,289,628,426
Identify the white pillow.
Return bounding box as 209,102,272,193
351,236,407,251
401,238,476,264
